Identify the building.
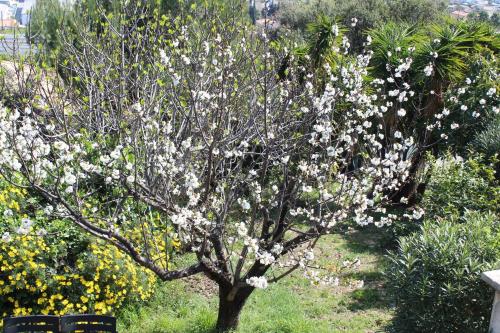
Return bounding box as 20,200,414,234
0,1,18,29
0,0,36,27
451,10,469,18
14,0,34,26
0,18,18,28
0,3,12,24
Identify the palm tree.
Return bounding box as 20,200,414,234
369,19,499,204
306,14,345,69
277,14,347,90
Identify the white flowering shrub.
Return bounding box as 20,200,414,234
0,2,495,331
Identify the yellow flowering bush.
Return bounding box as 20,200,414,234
0,235,157,317
0,179,158,318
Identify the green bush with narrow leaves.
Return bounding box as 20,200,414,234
386,211,500,333
472,115,500,160
422,154,499,221
381,154,499,246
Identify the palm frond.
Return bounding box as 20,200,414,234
368,22,422,78
418,19,499,84
306,14,345,69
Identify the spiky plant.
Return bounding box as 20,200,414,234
306,14,345,69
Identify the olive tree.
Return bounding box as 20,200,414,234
0,1,493,331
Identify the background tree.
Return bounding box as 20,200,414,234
386,0,448,24
26,0,75,58
278,0,447,50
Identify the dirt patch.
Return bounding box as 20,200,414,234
182,274,219,298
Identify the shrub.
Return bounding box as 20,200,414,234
0,233,157,317
380,154,499,245
422,154,499,220
386,211,500,333
472,115,500,160
0,178,157,317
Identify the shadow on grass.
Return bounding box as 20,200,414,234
339,229,393,313
341,270,392,312
117,225,395,333
340,226,390,255
345,287,390,311
181,327,218,333
344,270,385,282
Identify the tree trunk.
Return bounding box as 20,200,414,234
389,79,445,206
390,149,427,206
215,285,253,332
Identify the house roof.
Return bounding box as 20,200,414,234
451,10,469,18
0,18,18,27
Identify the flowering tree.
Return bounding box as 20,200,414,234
0,1,495,331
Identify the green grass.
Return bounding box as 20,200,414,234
0,28,26,35
117,281,217,333
117,228,393,333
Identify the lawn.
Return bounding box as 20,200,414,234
117,228,393,333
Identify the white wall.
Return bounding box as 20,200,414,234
0,4,12,21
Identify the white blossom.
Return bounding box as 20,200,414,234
63,172,77,185
238,198,251,211
236,222,248,236
246,276,268,289
17,218,32,235
181,55,191,65
304,249,314,261
271,243,283,255
256,251,275,265
159,49,169,65
43,206,54,215
424,63,433,76
3,209,13,218
412,208,425,220
332,24,339,36
1,232,11,242
36,228,48,237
